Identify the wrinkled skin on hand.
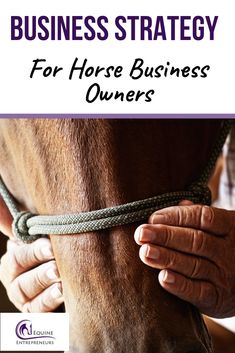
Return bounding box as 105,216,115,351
134,204,235,318
0,196,63,312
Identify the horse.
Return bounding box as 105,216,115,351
0,118,223,353
16,319,32,338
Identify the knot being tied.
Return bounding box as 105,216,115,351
12,211,38,243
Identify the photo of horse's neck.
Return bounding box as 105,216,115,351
0,119,220,353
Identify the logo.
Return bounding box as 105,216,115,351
1,313,69,351
15,320,55,340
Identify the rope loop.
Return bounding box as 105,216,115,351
12,211,41,243
188,182,211,205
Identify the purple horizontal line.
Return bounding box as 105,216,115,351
0,114,235,119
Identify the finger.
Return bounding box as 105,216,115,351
134,224,222,261
7,239,17,251
158,270,217,315
139,244,218,280
0,195,13,238
149,205,235,236
9,261,60,303
22,283,64,313
3,238,54,279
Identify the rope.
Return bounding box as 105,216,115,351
0,120,232,243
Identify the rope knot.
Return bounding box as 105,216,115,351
189,182,212,205
12,211,38,243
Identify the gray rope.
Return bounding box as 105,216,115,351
0,180,19,218
0,120,232,243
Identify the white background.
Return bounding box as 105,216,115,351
0,0,234,114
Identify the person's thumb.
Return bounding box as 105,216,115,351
0,196,13,238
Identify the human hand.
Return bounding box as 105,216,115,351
0,196,63,312
0,238,64,312
134,204,235,318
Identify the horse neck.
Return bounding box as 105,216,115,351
0,119,220,213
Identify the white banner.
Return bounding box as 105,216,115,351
0,0,234,113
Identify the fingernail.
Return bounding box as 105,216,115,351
134,226,142,242
161,270,175,284
141,244,159,259
41,246,53,258
51,283,62,299
46,267,59,280
139,228,156,242
150,214,165,224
